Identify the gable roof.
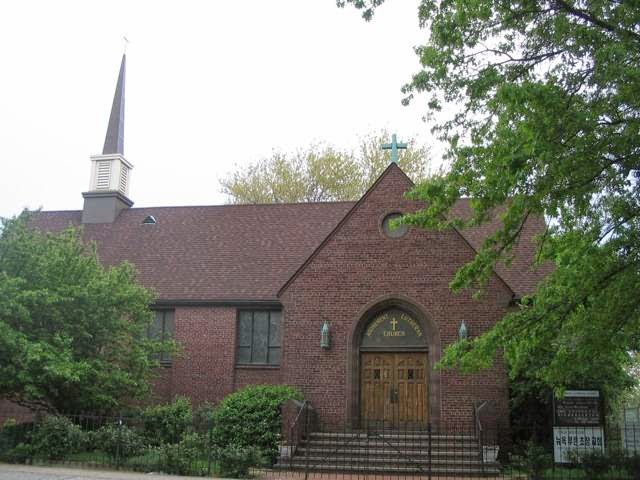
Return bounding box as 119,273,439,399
278,164,549,299
31,202,354,302
31,170,550,302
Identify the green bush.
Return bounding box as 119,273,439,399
579,450,611,477
156,432,206,475
142,396,193,445
621,454,640,480
214,444,261,478
212,385,301,461
1,443,32,464
0,419,32,457
30,416,84,460
511,441,552,480
95,423,145,460
193,402,215,434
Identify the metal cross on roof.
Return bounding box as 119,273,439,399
381,133,408,163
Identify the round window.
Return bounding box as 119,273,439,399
382,213,408,239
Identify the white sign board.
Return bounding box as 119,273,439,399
565,390,600,398
553,427,605,463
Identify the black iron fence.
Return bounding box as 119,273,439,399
0,407,215,476
1,404,639,479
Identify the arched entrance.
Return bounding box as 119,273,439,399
359,308,428,428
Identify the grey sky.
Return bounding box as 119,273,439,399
0,1,438,218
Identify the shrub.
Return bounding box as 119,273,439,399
30,416,84,460
95,423,145,460
212,385,301,462
1,443,32,464
142,396,193,445
579,450,611,477
511,441,552,480
0,419,32,457
193,402,215,434
621,454,640,480
156,432,206,475
214,444,261,479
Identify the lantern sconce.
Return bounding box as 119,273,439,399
320,320,330,350
459,320,469,340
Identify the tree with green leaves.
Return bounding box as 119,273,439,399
220,130,432,203
340,1,640,402
0,214,172,412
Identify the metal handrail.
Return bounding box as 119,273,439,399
474,400,488,473
287,399,310,465
474,400,488,436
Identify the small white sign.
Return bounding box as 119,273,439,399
553,427,605,463
565,390,600,398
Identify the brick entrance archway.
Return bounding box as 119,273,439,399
347,296,441,429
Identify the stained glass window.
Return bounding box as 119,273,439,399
149,310,174,365
236,310,281,365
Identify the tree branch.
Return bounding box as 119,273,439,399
554,0,640,42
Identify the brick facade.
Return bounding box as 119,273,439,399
151,165,513,432
29,163,549,431
278,165,511,430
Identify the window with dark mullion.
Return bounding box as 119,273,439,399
236,310,281,365
149,310,174,366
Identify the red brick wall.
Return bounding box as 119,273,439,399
154,306,285,407
151,165,512,431
154,306,236,406
279,164,512,430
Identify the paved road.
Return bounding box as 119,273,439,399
0,465,203,480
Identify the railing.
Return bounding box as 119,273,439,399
284,399,311,468
474,400,489,475
2,403,640,479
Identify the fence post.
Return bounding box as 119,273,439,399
479,425,485,476
115,415,122,469
304,404,310,480
207,418,214,476
428,422,432,480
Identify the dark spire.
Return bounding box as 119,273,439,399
102,54,126,155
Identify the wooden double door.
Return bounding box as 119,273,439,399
360,352,428,427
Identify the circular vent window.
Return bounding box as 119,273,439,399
382,213,408,239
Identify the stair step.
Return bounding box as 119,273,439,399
310,432,477,440
300,447,480,458
303,439,479,449
282,455,491,466
274,463,500,475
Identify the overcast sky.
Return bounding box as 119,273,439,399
0,0,440,218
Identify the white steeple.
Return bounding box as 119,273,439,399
82,54,134,223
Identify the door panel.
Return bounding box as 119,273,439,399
360,352,428,427
395,353,428,424
361,353,394,423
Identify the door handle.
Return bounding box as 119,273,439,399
390,388,398,403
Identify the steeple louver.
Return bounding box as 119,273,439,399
82,53,134,224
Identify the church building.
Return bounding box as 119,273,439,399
32,55,550,431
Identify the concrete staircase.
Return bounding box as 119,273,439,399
276,431,500,476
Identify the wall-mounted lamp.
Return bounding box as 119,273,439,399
459,320,469,340
320,320,330,349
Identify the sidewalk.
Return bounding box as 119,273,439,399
0,464,510,480
0,464,214,480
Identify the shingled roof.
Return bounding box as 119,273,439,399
31,198,549,302
449,199,553,297
31,203,354,302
